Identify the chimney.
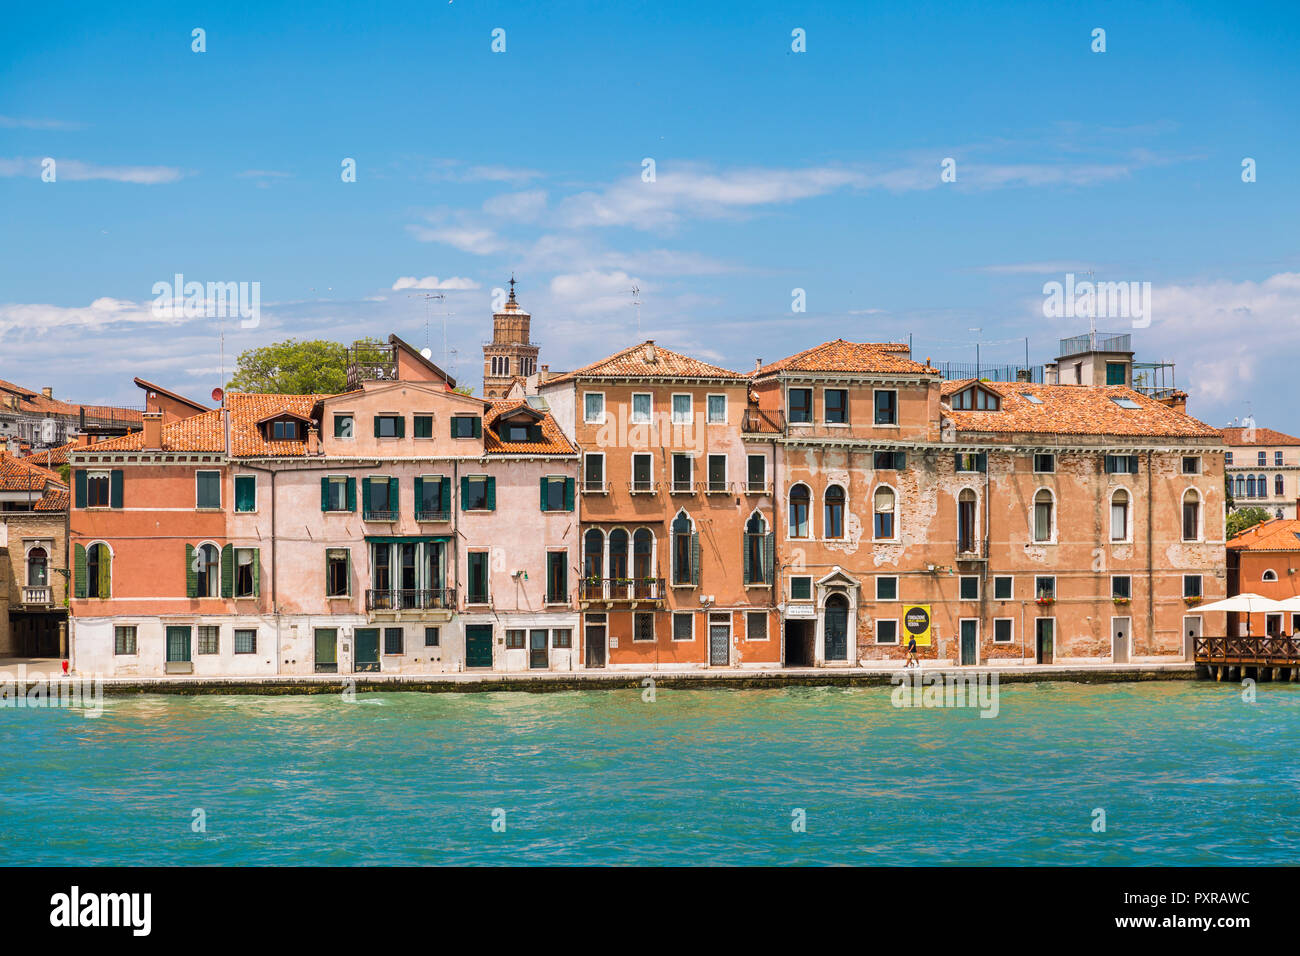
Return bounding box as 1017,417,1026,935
754,358,762,372
643,340,657,363
142,411,163,450
1016,369,1032,383
41,387,52,399
306,425,321,455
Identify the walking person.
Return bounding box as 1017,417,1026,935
906,633,919,668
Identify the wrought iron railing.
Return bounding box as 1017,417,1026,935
580,577,666,603
363,509,398,522
365,588,455,611
415,509,450,522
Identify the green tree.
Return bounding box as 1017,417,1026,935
227,338,359,394
1226,506,1270,538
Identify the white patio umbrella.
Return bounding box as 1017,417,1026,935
1194,592,1287,636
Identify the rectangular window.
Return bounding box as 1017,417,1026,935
706,454,727,492
632,454,653,491
955,453,987,472
874,390,897,425
993,576,1013,601
959,576,979,601
366,476,394,518
1275,451,1284,467
1105,361,1127,386
196,470,221,509
552,628,572,648
166,626,191,663
746,612,768,642
425,626,440,647
1183,498,1200,541
467,552,490,604
1182,456,1200,475
634,612,656,642
196,626,219,655
86,472,110,508
462,476,490,511
790,576,812,601
1225,452,1233,466
993,619,1014,643
114,624,137,655
631,393,651,424
325,476,349,512
374,415,403,438
233,628,257,654
413,414,433,438
789,388,812,424
234,549,257,598
450,415,480,439
672,453,693,492
384,627,404,655
272,420,298,440
672,612,693,642
1184,575,1202,599
1112,575,1132,600
1105,454,1139,474
876,620,899,645
707,394,727,425
333,414,353,438
1034,576,1055,601
505,629,526,650
546,551,568,604
876,576,898,601
873,451,906,470
234,474,256,512
1258,451,1266,466
326,549,350,597
672,394,693,425
583,392,605,424
583,454,605,492
1033,454,1055,473
541,476,569,511
747,455,766,491
419,476,447,518
824,389,848,424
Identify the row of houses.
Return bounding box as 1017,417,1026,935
62,298,1230,677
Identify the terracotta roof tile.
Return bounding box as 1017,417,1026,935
483,401,577,455
22,441,76,467
1220,426,1300,447
1227,517,1300,551
544,341,742,384
0,452,66,496
228,392,330,457
0,377,142,424
35,488,69,511
83,409,225,453
940,381,1222,439
756,340,935,376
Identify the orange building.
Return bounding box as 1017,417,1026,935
1226,518,1300,636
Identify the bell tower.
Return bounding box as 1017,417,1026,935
482,277,540,398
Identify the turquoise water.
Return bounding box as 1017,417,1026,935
1,681,1297,865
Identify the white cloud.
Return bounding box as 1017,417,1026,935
549,270,642,315
483,189,548,221
391,276,480,291
0,297,177,335
407,224,505,254
0,115,85,130
0,156,184,184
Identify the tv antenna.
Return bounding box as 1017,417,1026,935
407,292,455,372
628,284,641,337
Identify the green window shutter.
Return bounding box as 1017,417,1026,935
460,476,470,508
373,416,382,438
486,476,496,511
74,470,86,509
252,549,261,596
361,477,371,512
540,477,548,511
346,477,356,512
414,476,424,512
185,544,197,598
73,544,87,598
440,477,450,513
564,477,575,512
471,417,482,439
110,469,124,508
388,477,399,513
320,477,329,511
395,416,405,439
764,532,776,585
691,532,701,586
742,532,752,584
99,549,112,598
221,544,234,598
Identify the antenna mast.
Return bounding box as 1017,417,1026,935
407,292,454,371
628,284,641,337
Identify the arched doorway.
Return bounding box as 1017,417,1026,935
824,593,849,662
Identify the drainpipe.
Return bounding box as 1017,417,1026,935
1145,450,1154,654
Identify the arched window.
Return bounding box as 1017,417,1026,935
1246,475,1257,498
824,485,845,539
1110,489,1129,542
957,489,978,554
873,487,896,540
1235,475,1245,499
744,512,770,585
1033,489,1054,542
1182,490,1201,542
671,511,696,586
632,528,655,598
1263,569,1278,582
608,529,630,596
1276,474,1285,496
195,543,220,598
583,529,604,598
27,546,48,587
86,542,111,599
789,484,811,538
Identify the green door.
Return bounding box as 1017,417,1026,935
315,628,338,673
465,624,493,669
960,620,978,665
354,627,380,672
166,626,191,662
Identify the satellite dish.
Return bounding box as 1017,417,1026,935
420,347,433,360
211,387,224,403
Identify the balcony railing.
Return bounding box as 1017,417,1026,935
21,586,52,605
1196,636,1300,664
698,480,732,495
365,588,455,611
1059,331,1132,357
581,480,609,494
363,509,398,522
742,408,785,433
415,510,450,522
580,577,666,604
744,482,772,495
627,480,659,494
669,480,695,495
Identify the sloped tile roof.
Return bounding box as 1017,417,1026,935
756,340,935,376
483,401,577,455
35,488,69,511
940,380,1223,438
228,392,330,457
23,441,76,467
1227,517,1300,551
1221,426,1300,447
0,452,63,492
0,377,142,424
544,341,743,384
84,408,226,453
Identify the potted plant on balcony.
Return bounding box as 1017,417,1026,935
1035,592,1054,606
1112,595,1131,606
1184,594,1202,607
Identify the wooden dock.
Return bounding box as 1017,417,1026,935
1195,636,1300,681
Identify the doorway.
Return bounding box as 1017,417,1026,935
709,614,730,666
529,629,549,669
959,619,979,665
1035,618,1055,664
1183,616,1202,661
585,622,606,668
824,594,849,662
354,628,380,672
465,624,494,669
314,628,338,673
1111,617,1130,664
785,620,814,667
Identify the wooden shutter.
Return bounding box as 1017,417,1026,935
394,416,405,439
361,477,371,513
373,416,382,438
221,544,234,598
564,478,575,512
742,532,752,584
539,477,548,511
252,549,261,596
439,477,450,513
764,532,776,584
73,544,87,598
460,476,470,508
74,470,86,509
471,417,482,438
414,476,424,513
99,548,112,598
691,532,701,586
110,469,124,508
320,477,330,511
185,544,197,598
388,477,399,513
486,476,496,511
346,477,356,512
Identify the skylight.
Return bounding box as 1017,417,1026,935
1020,393,1043,404
1110,397,1142,410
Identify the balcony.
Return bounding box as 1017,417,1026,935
346,342,398,390
579,577,666,607
581,480,609,495
627,480,659,495
744,482,772,496
669,480,695,495
415,510,450,522
21,586,52,606
742,407,785,433
363,510,398,522
697,481,732,495
1059,331,1132,357
365,588,456,611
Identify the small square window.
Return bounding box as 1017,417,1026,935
746,612,768,642
634,612,656,642
672,612,694,642
1034,454,1055,473
197,625,220,655
993,619,1014,644
113,624,137,655
790,576,812,601
959,576,979,601
1182,456,1200,475
375,415,402,438
384,627,404,654
425,626,440,647
1112,576,1132,600
233,628,257,654
451,416,480,439
1183,575,1202,599
707,394,726,425
1034,576,1055,601
876,576,898,601
333,414,354,438
505,629,526,649
993,576,1013,601
552,629,572,648
584,393,605,424
414,415,433,438
876,620,899,644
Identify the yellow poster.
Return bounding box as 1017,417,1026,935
903,605,932,646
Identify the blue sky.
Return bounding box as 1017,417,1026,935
2,0,1297,432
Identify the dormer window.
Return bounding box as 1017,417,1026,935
503,421,542,443
259,413,310,442
272,420,298,440
951,385,1001,411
